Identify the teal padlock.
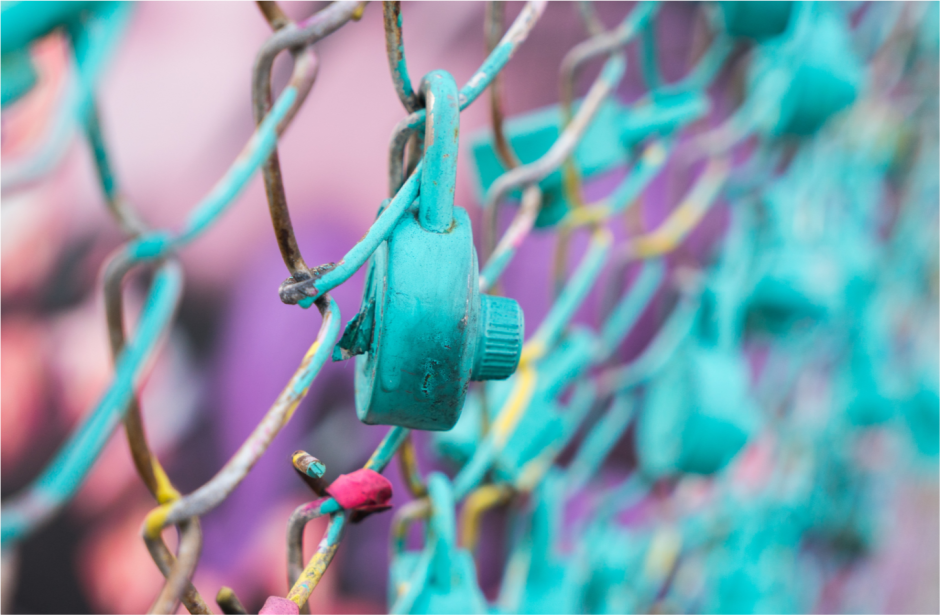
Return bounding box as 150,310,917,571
389,473,488,614
432,329,595,480
637,344,757,478
497,471,585,614
697,495,816,613
745,223,874,339
840,295,907,426
469,92,708,227
337,71,523,431
744,249,834,337
749,6,863,137
904,386,940,458
1,48,38,108
579,525,649,614
801,432,876,557
718,1,795,42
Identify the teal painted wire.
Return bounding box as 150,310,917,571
530,380,598,474
607,140,672,215
158,296,341,529
288,3,548,308
124,85,300,263
390,540,435,614
365,426,411,473
596,259,666,359
530,232,612,353
639,17,661,92
1,260,184,547
289,163,423,308
604,297,700,393
454,436,498,501
400,1,548,134
389,473,459,614
1,74,303,547
566,394,635,492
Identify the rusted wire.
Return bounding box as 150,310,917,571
84,100,147,236
485,1,522,171
100,249,206,615
292,450,329,496
215,587,248,615
254,39,316,279
145,519,211,614
251,1,362,279
397,434,428,499
286,497,339,615
479,184,542,292
286,497,341,591
548,3,658,299
386,1,548,198
482,53,625,265
382,1,420,113
576,0,607,38
141,295,340,611
256,1,291,30
103,244,164,499
286,512,348,608
282,427,409,609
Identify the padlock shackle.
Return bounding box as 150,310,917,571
419,70,459,233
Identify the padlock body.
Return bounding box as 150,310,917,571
719,1,794,41
750,10,862,137
355,206,479,431
409,551,488,614
637,347,755,477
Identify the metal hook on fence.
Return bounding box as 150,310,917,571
275,427,408,611
283,448,448,611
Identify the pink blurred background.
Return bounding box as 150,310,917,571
1,2,937,613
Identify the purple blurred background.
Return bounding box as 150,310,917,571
1,2,937,613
